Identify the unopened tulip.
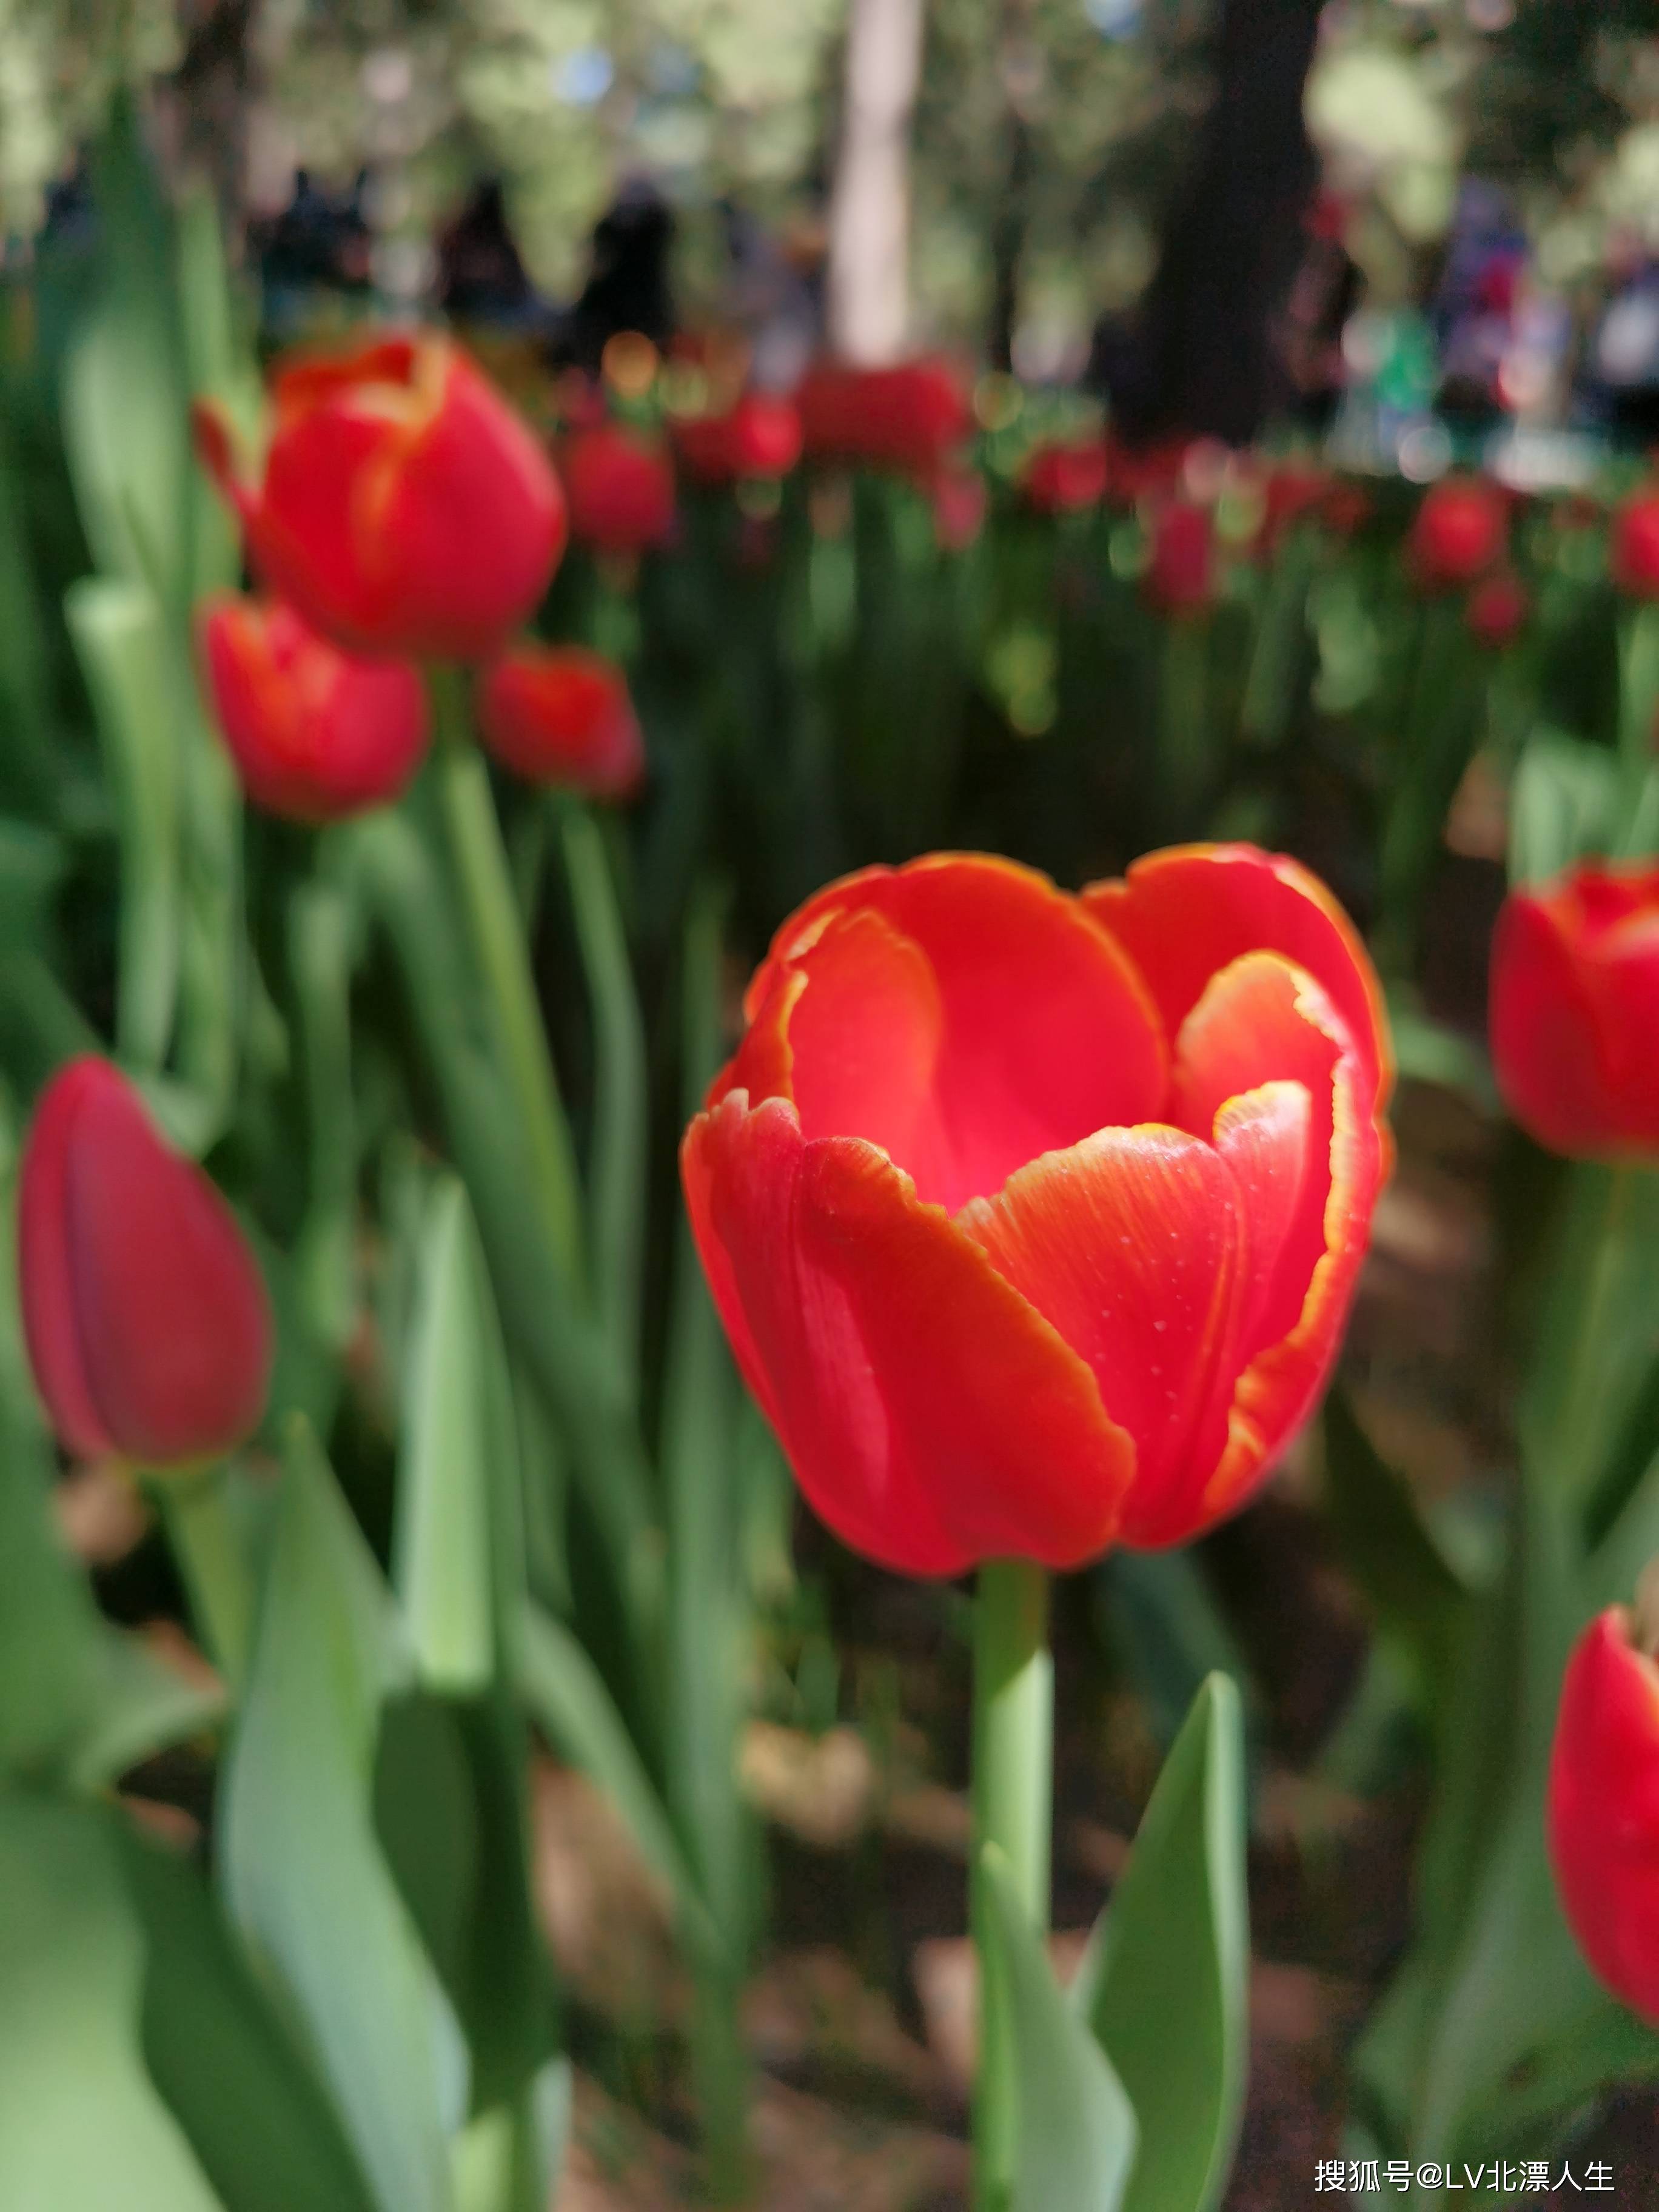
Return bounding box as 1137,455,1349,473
1145,501,1216,617
1490,861,1659,1159
797,358,971,476
18,1057,272,1467
477,643,644,799
193,333,566,662
1407,475,1507,592
1021,440,1110,515
683,845,1390,1575
1466,571,1529,651
561,423,676,555
674,393,803,485
1548,1603,1659,2023
1612,487,1659,600
198,593,427,822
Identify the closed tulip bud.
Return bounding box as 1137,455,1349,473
1490,862,1659,1159
1612,486,1659,600
1548,1598,1659,2023
1145,501,1216,617
561,423,677,555
197,593,428,823
193,333,565,662
674,392,803,486
683,845,1390,1575
477,643,644,799
1465,571,1529,651
1407,475,1507,592
1021,440,1110,515
797,357,972,476
18,1058,272,1469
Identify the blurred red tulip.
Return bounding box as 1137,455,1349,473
1466,571,1529,650
1407,475,1507,591
193,333,565,662
682,845,1390,1575
18,1057,272,1468
931,465,988,552
1258,464,1330,556
1549,1606,1659,2024
1321,482,1372,538
1145,501,1216,617
1021,440,1110,515
197,593,427,823
1103,434,1188,509
561,423,677,555
1490,862,1659,1158
797,358,971,475
674,392,803,485
477,643,644,799
1612,486,1659,599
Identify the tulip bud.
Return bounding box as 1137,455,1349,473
1144,501,1216,617
1612,486,1659,600
1407,475,1507,592
197,593,428,823
193,332,565,662
18,1057,272,1468
1020,440,1110,515
1548,1598,1659,2023
674,392,803,486
1489,861,1659,1159
1465,571,1529,651
931,465,988,552
797,358,972,476
476,643,645,799
561,423,677,556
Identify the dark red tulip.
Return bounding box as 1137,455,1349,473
193,333,565,662
683,845,1390,1576
477,643,644,799
1103,435,1188,509
1490,861,1659,1159
1466,571,1529,651
1407,475,1507,592
673,392,803,485
1257,464,1330,557
561,423,677,555
797,358,972,476
931,465,988,552
197,593,427,822
1612,486,1659,600
18,1057,272,1467
1145,502,1216,617
1021,440,1110,515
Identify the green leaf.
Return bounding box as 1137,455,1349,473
220,1421,454,2212
1071,1674,1248,2212
1322,1390,1470,1691
1094,1547,1257,1761
1507,729,1618,886
0,1789,224,2210
978,1843,1138,2212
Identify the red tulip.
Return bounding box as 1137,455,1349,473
1407,475,1507,592
682,845,1390,1576
1490,862,1659,1159
1548,1605,1659,2024
674,393,803,485
931,465,988,552
1612,486,1659,600
475,643,644,799
1145,502,1216,617
797,358,971,476
1321,482,1372,538
196,593,427,823
1257,464,1330,557
18,1057,272,1468
1103,435,1188,509
1465,571,1529,651
561,423,676,555
1021,440,1110,515
193,333,566,662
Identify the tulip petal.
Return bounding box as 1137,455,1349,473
736,857,1168,1213
1084,844,1389,1107
683,1093,1133,1576
16,1061,115,1460
958,1125,1245,1541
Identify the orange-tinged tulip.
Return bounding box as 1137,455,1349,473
797,358,972,476
1407,475,1507,592
682,845,1390,1575
198,592,428,822
1612,487,1659,600
476,643,644,799
561,423,676,555
674,393,803,484
18,1057,272,1468
193,333,565,662
1490,862,1659,1159
1549,1605,1659,2024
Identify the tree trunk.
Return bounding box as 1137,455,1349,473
825,0,927,364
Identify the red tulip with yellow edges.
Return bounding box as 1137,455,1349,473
477,643,644,799
198,592,429,823
193,333,566,662
1548,1599,1659,2024
1490,862,1659,1159
18,1057,272,1469
682,845,1390,1576
561,423,677,555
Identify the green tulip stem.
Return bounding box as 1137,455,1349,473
971,1555,1053,2212
155,1463,253,1693
429,666,586,1292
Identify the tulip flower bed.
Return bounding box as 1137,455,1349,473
10,119,1659,2212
